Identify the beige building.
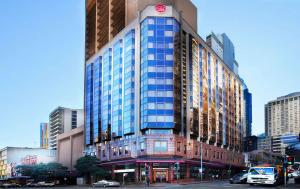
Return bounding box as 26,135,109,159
57,126,84,171
265,92,300,136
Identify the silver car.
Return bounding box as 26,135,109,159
92,180,120,187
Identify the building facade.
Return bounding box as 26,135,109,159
40,123,49,149
271,134,299,155
57,126,84,171
265,92,300,136
84,0,247,183
49,107,84,150
0,147,56,179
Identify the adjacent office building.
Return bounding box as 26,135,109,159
265,92,300,154
49,107,84,150
84,0,248,183
40,123,49,149
0,147,56,179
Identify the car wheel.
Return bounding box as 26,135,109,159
103,184,106,188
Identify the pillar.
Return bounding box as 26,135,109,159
112,165,116,180
186,164,190,179
135,164,139,183
149,163,153,183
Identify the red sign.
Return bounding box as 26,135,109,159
155,4,166,13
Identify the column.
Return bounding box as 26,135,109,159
186,164,190,179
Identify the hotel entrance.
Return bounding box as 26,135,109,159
153,168,169,183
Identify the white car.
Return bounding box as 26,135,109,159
247,167,281,186
92,180,120,187
36,181,55,187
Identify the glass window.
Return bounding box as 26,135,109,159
166,19,173,25
140,141,145,151
148,103,156,109
148,18,155,24
119,146,122,155
165,116,173,122
148,30,154,36
165,55,173,61
148,42,154,48
112,147,117,156
184,145,187,154
125,145,129,154
168,43,174,49
154,141,168,152
177,142,181,152
148,54,154,60
164,31,173,37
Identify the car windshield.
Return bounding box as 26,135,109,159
249,168,274,175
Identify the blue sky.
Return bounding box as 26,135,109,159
0,0,299,148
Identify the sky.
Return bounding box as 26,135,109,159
0,0,300,149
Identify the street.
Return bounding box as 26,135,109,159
22,180,300,189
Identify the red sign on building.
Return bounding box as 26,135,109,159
155,4,166,13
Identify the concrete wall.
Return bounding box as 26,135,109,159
57,126,84,171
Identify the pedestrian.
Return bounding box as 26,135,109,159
146,176,150,187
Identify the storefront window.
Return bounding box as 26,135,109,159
125,145,129,154
140,141,145,152
154,141,168,152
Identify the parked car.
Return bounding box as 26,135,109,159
36,181,55,187
1,183,21,188
229,172,248,184
25,182,39,187
92,180,120,187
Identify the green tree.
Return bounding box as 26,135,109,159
16,163,68,182
75,156,109,184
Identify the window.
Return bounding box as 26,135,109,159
165,55,173,61
184,145,187,154
140,141,145,152
119,146,122,155
148,54,154,60
112,147,117,156
177,142,181,152
166,19,173,25
148,30,154,36
102,149,106,157
125,145,129,154
148,42,154,48
148,18,155,24
164,31,173,37
154,141,168,152
195,146,198,155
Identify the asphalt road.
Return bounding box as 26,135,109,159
19,180,300,189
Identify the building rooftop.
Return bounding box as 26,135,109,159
277,92,300,100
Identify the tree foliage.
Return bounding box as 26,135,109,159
16,163,68,181
75,156,109,182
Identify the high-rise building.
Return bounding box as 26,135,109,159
265,92,300,136
84,0,247,183
243,87,252,137
49,107,84,150
257,133,271,152
40,123,49,149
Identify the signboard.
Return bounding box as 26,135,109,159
155,4,166,13
114,169,135,173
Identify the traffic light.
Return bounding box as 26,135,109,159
287,156,295,165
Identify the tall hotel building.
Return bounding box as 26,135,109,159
265,92,300,154
85,0,246,182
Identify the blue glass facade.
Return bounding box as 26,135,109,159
93,57,102,142
123,30,135,135
101,49,112,140
112,40,123,138
140,17,179,130
85,63,93,145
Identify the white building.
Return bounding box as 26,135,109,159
0,147,56,179
49,107,84,150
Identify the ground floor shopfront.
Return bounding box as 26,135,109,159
100,159,244,184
